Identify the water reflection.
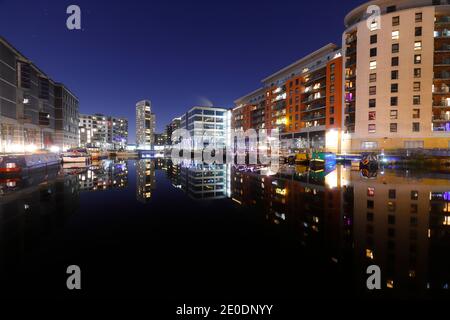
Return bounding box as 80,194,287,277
178,161,231,200
0,159,449,298
230,164,450,296
136,159,156,203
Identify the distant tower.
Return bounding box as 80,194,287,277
136,100,156,150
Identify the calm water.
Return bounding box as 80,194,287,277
0,159,449,300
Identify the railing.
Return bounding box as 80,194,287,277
434,30,450,38
433,102,450,107
301,114,326,122
303,73,326,85
435,45,450,51
435,59,450,65
433,115,450,121
345,59,357,68
302,95,326,104
345,106,356,114
436,17,450,24
302,104,326,113
433,87,450,93
434,72,450,79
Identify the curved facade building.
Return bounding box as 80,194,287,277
343,0,450,152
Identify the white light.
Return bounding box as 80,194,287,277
49,145,60,153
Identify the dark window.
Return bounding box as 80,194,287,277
412,122,420,132
415,12,422,22
414,68,421,78
369,73,377,82
391,84,398,93
391,97,398,106
392,57,399,66
386,5,397,13
392,43,400,53
392,16,400,26
370,34,378,44
369,99,376,108
370,47,377,57
390,123,398,132
415,27,422,37
391,70,399,80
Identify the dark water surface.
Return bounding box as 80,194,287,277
0,159,449,300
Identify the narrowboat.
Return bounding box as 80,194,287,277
0,153,60,175
62,148,91,163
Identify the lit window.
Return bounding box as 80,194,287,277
392,31,400,40
369,124,376,133
414,54,422,64
369,61,377,70
390,110,398,120
414,41,422,50
370,21,379,31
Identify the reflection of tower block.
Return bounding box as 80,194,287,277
136,160,156,203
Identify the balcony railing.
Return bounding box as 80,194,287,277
346,59,357,68
435,59,450,66
433,87,450,94
433,101,450,107
435,44,450,52
301,113,326,122
345,106,356,114
302,95,326,104
434,30,450,38
434,72,450,79
302,104,326,113
435,17,450,24
303,73,326,86
433,115,450,121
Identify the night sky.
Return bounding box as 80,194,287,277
1,0,365,142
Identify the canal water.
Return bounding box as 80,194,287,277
0,159,449,300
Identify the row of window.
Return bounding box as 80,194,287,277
368,82,422,95
368,122,421,134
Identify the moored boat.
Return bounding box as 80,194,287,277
62,148,91,163
0,153,60,175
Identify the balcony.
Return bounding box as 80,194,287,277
434,30,450,38
346,35,357,45
434,59,450,66
346,47,357,56
435,16,450,25
346,59,357,68
434,72,450,80
301,104,326,113
345,106,356,114
435,44,450,52
301,113,326,122
345,118,355,127
433,86,450,94
433,101,450,108
303,73,326,86
433,114,450,122
302,94,326,104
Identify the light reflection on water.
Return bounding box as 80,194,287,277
0,159,449,298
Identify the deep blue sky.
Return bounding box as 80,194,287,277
0,0,365,142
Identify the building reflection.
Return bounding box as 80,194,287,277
77,160,128,191
136,159,156,203
230,165,450,296
179,161,230,200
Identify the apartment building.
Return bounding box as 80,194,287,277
0,36,61,152
79,113,128,150
232,88,266,132
165,117,181,145
136,100,156,150
343,0,450,152
54,83,79,150
233,44,343,153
